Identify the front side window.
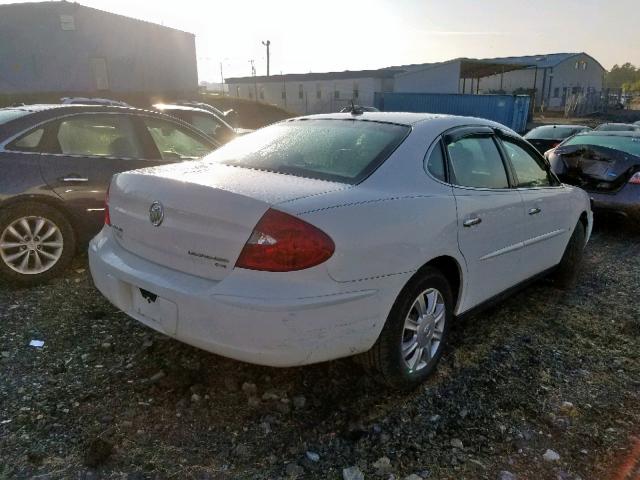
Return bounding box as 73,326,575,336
57,115,143,158
501,138,552,188
205,119,410,184
446,136,509,189
143,118,211,161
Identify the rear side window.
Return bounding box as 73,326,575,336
8,128,45,152
143,118,212,161
446,136,509,189
57,115,143,158
206,119,410,184
426,141,446,181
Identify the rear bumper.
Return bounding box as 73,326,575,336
588,184,640,220
88,228,396,367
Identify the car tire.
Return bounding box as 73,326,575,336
0,202,76,287
552,220,586,289
359,267,453,390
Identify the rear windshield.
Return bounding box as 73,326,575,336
525,126,586,140
204,119,410,183
563,134,640,157
595,124,638,132
0,109,31,125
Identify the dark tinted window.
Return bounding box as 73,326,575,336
426,142,446,181
206,119,410,184
447,136,509,189
501,139,551,187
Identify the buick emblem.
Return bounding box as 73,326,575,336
149,201,164,227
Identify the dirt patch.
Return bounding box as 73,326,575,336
1,220,639,479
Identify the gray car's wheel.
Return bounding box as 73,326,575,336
0,203,76,287
359,267,453,390
552,220,586,289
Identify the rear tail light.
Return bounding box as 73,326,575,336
235,208,334,272
104,184,111,226
629,172,640,185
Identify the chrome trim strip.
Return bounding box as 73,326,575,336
480,242,524,261
522,229,566,248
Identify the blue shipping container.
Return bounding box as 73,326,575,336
374,92,530,133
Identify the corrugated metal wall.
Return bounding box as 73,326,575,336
374,92,531,132
0,3,198,95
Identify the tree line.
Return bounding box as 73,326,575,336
605,63,640,93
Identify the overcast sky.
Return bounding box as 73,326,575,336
3,0,638,82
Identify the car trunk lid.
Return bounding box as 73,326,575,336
553,144,640,193
108,161,347,281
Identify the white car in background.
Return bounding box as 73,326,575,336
89,112,592,389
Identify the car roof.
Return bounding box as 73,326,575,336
530,124,589,129
289,111,506,127
153,103,212,115
597,122,638,127
1,103,152,115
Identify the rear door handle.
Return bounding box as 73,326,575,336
463,217,482,227
62,177,89,182
528,207,542,215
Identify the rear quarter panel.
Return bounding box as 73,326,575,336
0,152,51,203
296,192,460,284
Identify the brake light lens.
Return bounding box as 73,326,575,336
104,184,111,226
235,209,334,272
629,172,640,185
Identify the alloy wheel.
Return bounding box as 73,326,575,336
0,216,64,275
401,287,446,372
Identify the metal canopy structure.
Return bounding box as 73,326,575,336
458,58,534,79
458,58,536,95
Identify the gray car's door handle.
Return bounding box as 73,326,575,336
463,217,482,227
62,177,89,182
528,207,542,215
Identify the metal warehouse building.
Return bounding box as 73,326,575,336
228,52,605,114
0,1,198,95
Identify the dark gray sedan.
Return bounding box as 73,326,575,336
0,104,218,285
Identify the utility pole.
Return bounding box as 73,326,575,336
219,62,224,95
249,59,257,101
262,40,271,76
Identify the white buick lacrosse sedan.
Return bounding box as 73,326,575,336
89,112,592,389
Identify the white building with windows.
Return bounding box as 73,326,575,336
225,69,400,115
226,52,605,114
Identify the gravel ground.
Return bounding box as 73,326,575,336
1,220,639,480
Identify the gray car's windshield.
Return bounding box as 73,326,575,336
204,119,410,183
0,109,31,125
563,134,640,157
